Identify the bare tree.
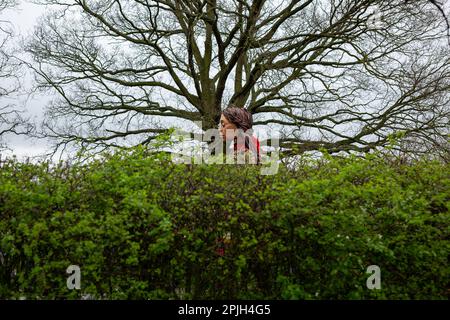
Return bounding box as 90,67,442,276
0,0,20,149
27,0,450,158
421,0,449,34
0,0,33,152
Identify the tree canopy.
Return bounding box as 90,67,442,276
27,0,450,158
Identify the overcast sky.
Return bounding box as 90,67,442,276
0,1,49,161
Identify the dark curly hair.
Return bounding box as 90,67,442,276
221,105,253,132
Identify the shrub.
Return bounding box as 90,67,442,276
0,147,448,299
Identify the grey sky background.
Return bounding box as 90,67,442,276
0,1,49,161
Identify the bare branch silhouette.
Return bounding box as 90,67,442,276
27,0,450,158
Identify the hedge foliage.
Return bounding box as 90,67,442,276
0,146,448,299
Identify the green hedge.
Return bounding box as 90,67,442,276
0,147,448,299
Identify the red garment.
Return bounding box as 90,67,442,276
232,134,261,164
216,247,225,256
